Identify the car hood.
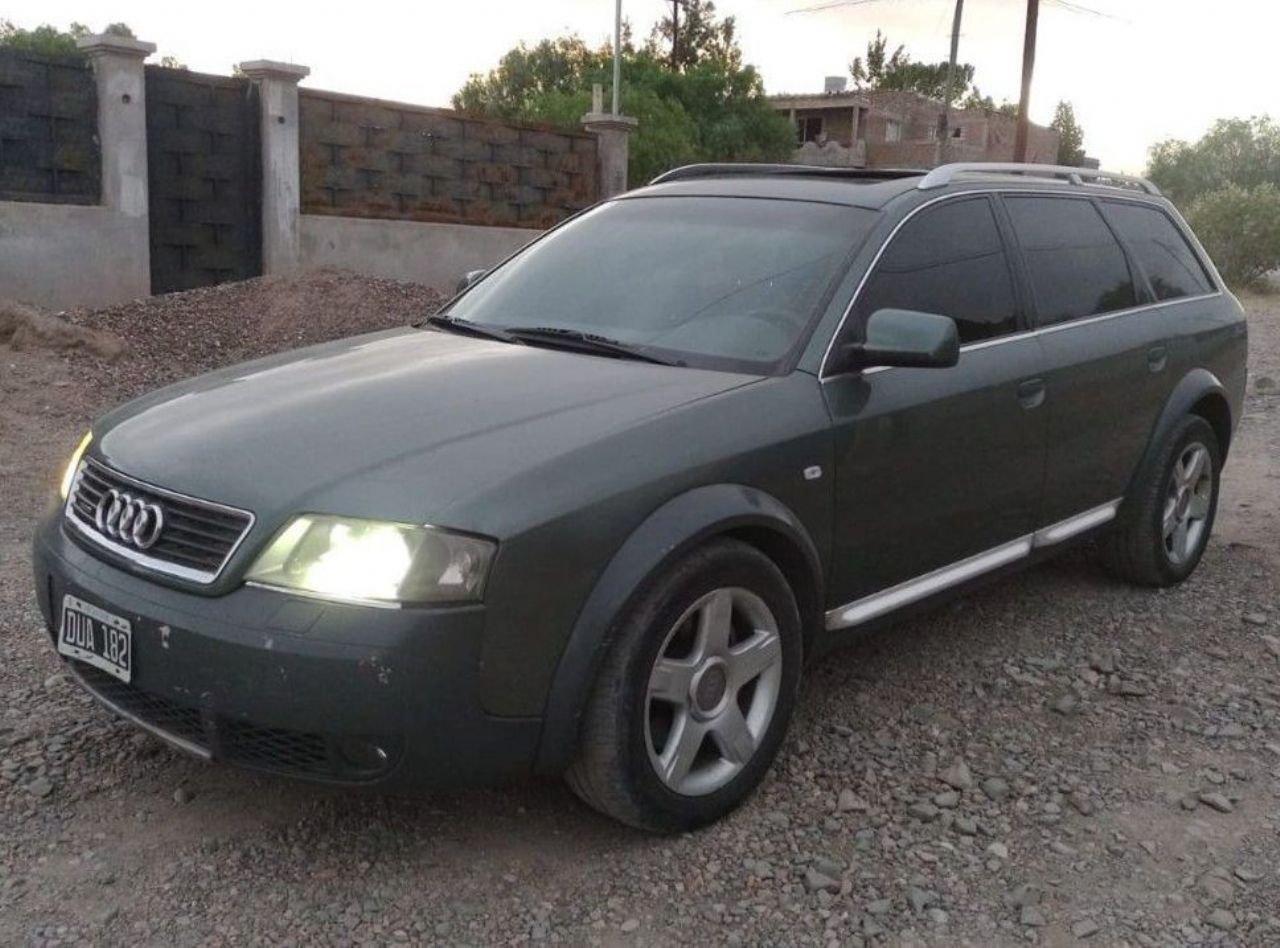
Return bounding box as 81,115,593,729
96,327,758,527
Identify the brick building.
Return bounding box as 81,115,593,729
769,80,1061,169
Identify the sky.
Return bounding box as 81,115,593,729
12,0,1279,172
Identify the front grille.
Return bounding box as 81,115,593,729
65,458,254,583
67,662,380,781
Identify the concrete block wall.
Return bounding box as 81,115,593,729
1,41,634,309
0,35,153,310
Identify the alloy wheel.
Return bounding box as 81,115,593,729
644,587,784,797
1162,441,1213,565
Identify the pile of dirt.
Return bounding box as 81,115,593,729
63,268,443,395
0,300,123,361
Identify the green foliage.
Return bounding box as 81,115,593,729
1147,117,1280,206
454,36,611,119
960,87,1017,115
453,7,792,187
1185,183,1280,288
850,30,976,105
1050,100,1086,166
645,0,741,71
0,20,133,57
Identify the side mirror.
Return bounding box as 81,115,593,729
831,308,960,373
456,269,487,294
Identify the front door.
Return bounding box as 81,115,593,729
822,195,1047,626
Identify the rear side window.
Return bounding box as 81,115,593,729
854,197,1018,344
1103,202,1214,300
1005,196,1137,325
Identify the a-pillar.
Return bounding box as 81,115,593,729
238,60,310,273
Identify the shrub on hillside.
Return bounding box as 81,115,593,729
1185,184,1280,289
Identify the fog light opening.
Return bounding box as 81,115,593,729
339,737,390,774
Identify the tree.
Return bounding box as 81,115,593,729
454,6,792,186
1185,183,1280,287
849,30,976,105
646,0,742,71
1050,100,1086,166
0,20,133,57
454,36,610,119
1147,116,1280,206
960,87,1017,115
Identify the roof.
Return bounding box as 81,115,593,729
624,163,1162,210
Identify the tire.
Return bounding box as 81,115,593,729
566,538,803,833
1099,414,1221,587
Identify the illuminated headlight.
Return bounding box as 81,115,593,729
245,515,496,606
59,431,93,500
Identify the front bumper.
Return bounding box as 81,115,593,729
32,514,542,788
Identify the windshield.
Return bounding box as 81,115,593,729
443,196,877,372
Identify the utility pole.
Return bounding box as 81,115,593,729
612,0,622,115
671,0,681,70
937,0,964,163
1013,0,1039,162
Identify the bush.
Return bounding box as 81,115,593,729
1185,184,1280,288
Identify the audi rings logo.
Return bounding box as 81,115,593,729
94,489,166,550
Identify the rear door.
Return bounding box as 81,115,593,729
1000,193,1160,526
822,195,1048,621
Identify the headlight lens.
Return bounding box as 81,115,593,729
245,514,495,605
59,431,93,500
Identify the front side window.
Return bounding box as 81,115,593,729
1103,201,1214,301
445,197,877,373
851,197,1019,344
1004,196,1138,325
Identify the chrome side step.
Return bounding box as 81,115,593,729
825,499,1121,631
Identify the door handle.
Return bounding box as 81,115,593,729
1016,378,1046,409
1147,345,1168,373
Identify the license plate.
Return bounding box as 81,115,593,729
58,594,132,683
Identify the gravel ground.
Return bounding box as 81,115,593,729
1,274,1277,947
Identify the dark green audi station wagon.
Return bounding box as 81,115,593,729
33,162,1247,831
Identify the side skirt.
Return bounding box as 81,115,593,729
824,499,1121,632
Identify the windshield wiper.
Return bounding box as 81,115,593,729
506,326,678,366
420,314,522,344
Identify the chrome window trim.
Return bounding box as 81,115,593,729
818,187,1224,380
824,498,1121,631
63,458,256,585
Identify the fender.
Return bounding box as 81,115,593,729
1128,368,1230,497
533,483,823,775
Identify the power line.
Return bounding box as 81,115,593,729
785,0,891,17
1044,0,1125,21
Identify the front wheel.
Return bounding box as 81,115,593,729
1099,414,1221,587
566,538,802,832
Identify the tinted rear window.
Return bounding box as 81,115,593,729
853,196,1018,344
1103,202,1214,300
1005,196,1137,326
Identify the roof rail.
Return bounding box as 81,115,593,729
649,163,927,185
917,162,1161,195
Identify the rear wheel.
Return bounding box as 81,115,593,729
566,538,802,832
1099,415,1220,587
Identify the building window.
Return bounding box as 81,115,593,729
798,116,824,144
951,126,965,140
885,120,901,142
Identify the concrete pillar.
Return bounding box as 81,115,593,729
581,112,638,199
76,33,155,296
238,60,310,273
